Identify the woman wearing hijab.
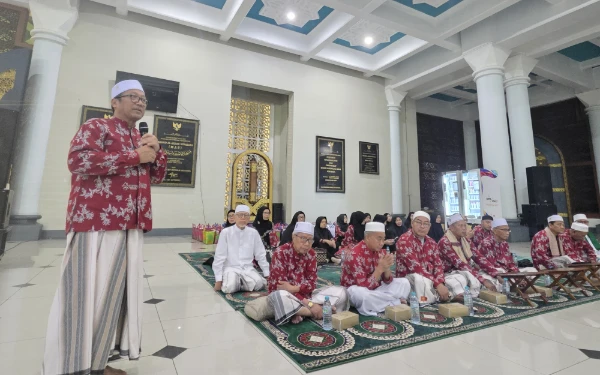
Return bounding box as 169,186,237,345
253,206,273,242
223,209,236,228
374,214,396,252
314,216,340,264
428,213,445,243
335,214,348,249
279,211,305,245
341,211,366,250
386,214,407,253
404,211,415,230
384,213,393,228
364,213,372,223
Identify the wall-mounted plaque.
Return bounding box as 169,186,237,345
359,141,379,175
80,106,112,125
316,136,345,193
154,115,199,188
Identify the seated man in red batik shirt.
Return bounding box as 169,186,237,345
473,218,537,290
531,215,571,269
268,222,348,325
560,222,597,263
471,214,493,251
396,211,452,305
438,213,497,298
341,222,411,316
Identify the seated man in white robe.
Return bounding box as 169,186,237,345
267,222,349,325
213,205,270,293
341,222,411,316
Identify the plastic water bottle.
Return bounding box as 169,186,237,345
544,274,552,287
409,292,420,324
512,253,518,265
464,286,474,316
322,296,332,331
503,278,510,296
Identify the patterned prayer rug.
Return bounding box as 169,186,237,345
180,252,600,372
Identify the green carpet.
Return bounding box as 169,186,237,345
180,252,600,372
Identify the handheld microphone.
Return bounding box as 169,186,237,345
139,122,149,136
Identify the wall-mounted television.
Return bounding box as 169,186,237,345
116,71,179,113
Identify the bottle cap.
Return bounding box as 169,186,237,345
325,296,329,301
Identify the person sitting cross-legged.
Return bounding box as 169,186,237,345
473,218,537,290
396,211,452,304
531,215,572,269
268,222,348,325
561,222,597,263
213,205,270,294
341,222,411,316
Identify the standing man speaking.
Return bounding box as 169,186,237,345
43,80,167,375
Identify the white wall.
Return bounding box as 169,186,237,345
39,2,391,230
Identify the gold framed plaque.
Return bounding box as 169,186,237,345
153,115,199,188
80,105,112,125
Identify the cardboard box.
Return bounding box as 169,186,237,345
526,286,553,297
479,290,508,304
332,311,359,330
385,305,411,322
438,303,469,318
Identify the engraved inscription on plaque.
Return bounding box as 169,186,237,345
316,136,345,193
154,115,199,188
359,141,379,175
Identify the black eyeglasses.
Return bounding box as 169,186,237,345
116,94,148,105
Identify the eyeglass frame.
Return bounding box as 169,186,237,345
115,94,148,105
293,234,314,244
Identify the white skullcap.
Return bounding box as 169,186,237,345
447,213,464,226
235,205,250,214
573,214,588,222
492,218,508,229
365,222,385,233
547,215,563,223
111,80,144,99
413,211,430,221
571,222,589,232
293,222,314,235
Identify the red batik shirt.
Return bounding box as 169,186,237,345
437,236,485,283
340,241,392,290
341,225,357,250
472,236,518,278
66,117,167,233
268,242,318,300
471,225,492,251
531,229,563,269
560,230,598,263
396,231,445,287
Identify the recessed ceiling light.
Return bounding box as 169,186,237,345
286,12,296,21
364,36,374,45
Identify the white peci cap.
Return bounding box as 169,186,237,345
571,222,589,233
111,80,144,99
293,222,314,235
365,222,385,233
547,215,563,223
235,205,250,214
492,218,508,229
413,211,430,221
573,214,588,222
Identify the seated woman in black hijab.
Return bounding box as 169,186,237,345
253,206,273,248
223,209,235,228
374,214,396,252
313,216,340,264
279,211,305,245
341,211,367,250
404,211,415,230
335,214,348,249
386,214,408,253
428,213,445,243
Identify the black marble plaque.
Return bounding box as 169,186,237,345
359,141,379,175
154,115,199,188
80,106,113,125
316,136,345,193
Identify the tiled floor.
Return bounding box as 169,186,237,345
1,237,599,374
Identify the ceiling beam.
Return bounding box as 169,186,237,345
115,0,128,16
219,0,254,42
409,72,472,100
450,98,473,108
581,56,600,70
533,53,595,92
300,17,358,62
445,88,478,102
591,38,600,48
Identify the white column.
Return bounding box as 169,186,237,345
504,55,538,213
385,88,408,214
577,89,600,192
463,120,478,170
464,43,518,219
9,0,77,239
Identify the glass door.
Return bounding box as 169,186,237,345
463,169,481,219
442,171,461,217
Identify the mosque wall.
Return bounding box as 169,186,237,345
38,1,391,231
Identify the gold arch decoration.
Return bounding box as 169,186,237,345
535,135,572,220
231,149,273,221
